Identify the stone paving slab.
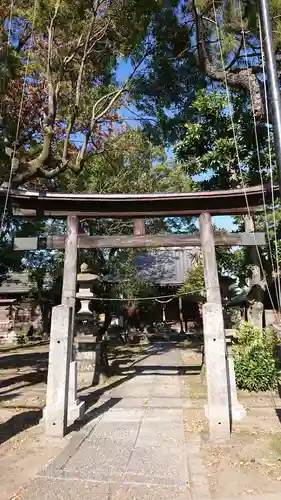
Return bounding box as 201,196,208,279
20,478,192,500
110,397,148,408
61,442,133,482
147,396,191,408
150,384,181,397
111,484,191,500
110,387,153,398
122,375,155,384
19,477,110,500
92,420,141,442
136,421,185,447
101,408,145,422
142,407,183,421
124,444,188,486
18,345,196,500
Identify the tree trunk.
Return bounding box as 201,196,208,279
41,302,51,337
96,310,112,338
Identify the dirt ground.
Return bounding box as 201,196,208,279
0,342,147,500
182,340,281,499
0,344,65,500
1,340,281,500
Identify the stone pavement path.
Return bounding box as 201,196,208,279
19,343,209,500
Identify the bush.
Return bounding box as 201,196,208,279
233,322,280,392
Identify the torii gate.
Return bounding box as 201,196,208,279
1,184,277,441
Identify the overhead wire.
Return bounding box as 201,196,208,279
237,0,281,309
0,0,38,234
211,0,276,310
0,0,15,236
89,290,205,302
259,17,281,309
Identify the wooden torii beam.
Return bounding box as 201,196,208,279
0,183,278,217
13,231,266,250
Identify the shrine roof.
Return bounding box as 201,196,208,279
0,184,277,217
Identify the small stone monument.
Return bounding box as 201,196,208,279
247,284,264,331
225,330,246,421
74,263,101,375
248,302,263,331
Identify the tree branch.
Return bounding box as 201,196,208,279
192,0,265,120
70,46,154,173
10,2,62,186
62,17,96,167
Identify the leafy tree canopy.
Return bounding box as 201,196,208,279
0,0,163,185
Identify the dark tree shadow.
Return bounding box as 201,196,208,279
0,409,42,446
0,392,21,403
0,340,204,441
67,397,122,434
0,351,48,370
0,341,49,355
0,350,48,404
0,369,47,391
74,341,204,434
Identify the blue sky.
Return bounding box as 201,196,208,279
116,60,235,231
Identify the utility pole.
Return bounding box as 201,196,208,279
259,0,281,198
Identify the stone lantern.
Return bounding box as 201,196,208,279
76,262,101,322
74,263,102,377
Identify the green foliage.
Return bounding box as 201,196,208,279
113,251,157,302
130,0,281,144
173,87,281,290
60,129,194,195
130,3,205,144
178,254,205,299
57,127,196,307
0,232,21,281
233,323,280,392
0,213,40,283
175,89,273,190
27,250,64,304
0,0,166,185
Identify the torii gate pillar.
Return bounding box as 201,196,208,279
61,215,85,424
44,216,84,436
199,212,231,441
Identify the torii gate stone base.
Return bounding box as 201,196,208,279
10,186,268,441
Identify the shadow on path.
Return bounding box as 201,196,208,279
67,397,122,434
0,351,48,370
0,409,42,446
0,369,47,391
74,342,202,434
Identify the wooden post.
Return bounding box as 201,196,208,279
244,214,264,330
199,212,221,304
244,215,261,287
133,219,145,236
199,212,231,441
62,215,78,311
162,304,166,323
178,296,184,332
